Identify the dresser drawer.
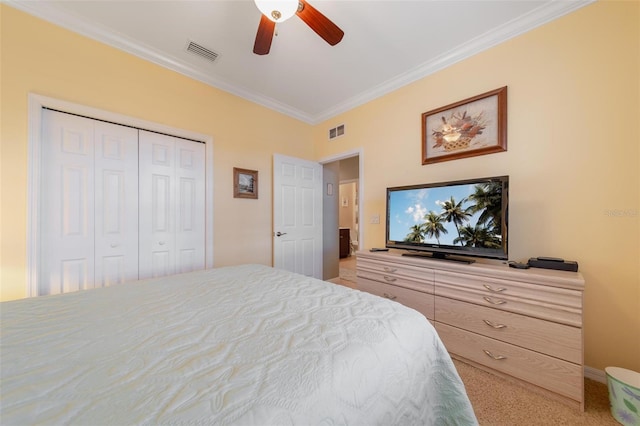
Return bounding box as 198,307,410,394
435,270,582,326
358,277,434,320
357,257,435,285
358,269,434,295
435,323,583,403
435,296,582,363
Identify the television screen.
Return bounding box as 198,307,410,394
386,176,509,262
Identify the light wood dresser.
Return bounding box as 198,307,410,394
356,250,586,410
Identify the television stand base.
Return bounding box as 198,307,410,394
401,252,476,264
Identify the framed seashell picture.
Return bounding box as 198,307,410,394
422,86,507,165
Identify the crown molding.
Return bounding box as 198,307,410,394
313,0,596,124
5,0,315,123
7,0,594,125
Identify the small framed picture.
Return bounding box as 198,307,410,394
233,167,258,199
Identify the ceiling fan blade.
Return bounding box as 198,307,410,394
296,0,344,46
253,14,276,55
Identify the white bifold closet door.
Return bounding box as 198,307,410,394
41,109,139,295
138,130,205,279
40,109,205,296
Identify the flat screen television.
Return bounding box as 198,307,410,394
385,175,509,263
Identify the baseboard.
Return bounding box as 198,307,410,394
585,365,607,384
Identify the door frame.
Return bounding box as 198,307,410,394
26,93,215,297
319,148,364,253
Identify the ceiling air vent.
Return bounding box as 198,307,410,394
328,124,345,140
186,41,219,63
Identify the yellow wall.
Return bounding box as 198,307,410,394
314,1,639,373
0,5,313,301
1,1,638,373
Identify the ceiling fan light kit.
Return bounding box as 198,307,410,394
253,0,344,55
253,0,299,23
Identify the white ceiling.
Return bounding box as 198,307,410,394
9,0,592,124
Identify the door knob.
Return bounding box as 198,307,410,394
275,232,287,237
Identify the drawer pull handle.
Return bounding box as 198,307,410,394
382,293,397,300
383,267,397,273
383,275,397,282
483,296,507,305
483,319,507,329
483,350,507,360
483,284,506,292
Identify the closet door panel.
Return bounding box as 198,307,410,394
94,121,139,287
41,110,95,295
138,132,205,278
175,139,206,273
139,131,177,279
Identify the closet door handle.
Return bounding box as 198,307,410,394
483,296,506,305
110,243,119,248
159,241,166,246
483,319,507,329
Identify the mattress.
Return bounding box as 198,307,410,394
1,264,477,425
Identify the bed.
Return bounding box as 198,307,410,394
1,264,477,425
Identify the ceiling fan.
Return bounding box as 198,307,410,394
253,0,344,55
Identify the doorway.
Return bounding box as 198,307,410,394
321,150,362,282
338,179,359,255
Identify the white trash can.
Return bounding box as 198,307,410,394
605,366,640,426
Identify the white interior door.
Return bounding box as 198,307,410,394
138,131,205,279
41,110,138,294
273,154,323,279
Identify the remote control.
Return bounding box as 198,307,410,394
370,248,389,252
536,256,564,262
508,261,530,269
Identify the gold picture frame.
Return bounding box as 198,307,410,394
422,86,507,165
233,167,258,199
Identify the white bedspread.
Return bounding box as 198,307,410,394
1,264,477,425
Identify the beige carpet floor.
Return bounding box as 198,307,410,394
328,257,358,288
454,359,618,425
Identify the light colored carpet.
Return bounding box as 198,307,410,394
453,359,618,425
339,267,357,282
326,258,358,289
